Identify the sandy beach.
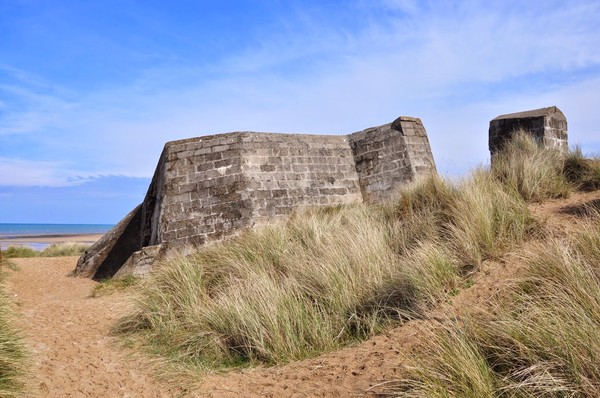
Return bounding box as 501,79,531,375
0,233,103,248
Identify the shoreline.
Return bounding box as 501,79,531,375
0,233,103,247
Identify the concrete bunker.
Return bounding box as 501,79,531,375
489,106,568,157
74,115,436,279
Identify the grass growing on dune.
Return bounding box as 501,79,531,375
118,144,543,369
117,133,596,373
491,129,600,200
39,242,90,257
1,247,37,259
394,211,600,397
119,206,414,366
563,147,600,191
90,275,140,298
0,252,29,396
447,169,532,267
0,284,28,397
491,130,572,201
1,242,90,259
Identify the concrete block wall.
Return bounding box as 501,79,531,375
349,117,436,203
489,106,568,156
241,133,362,222
156,134,251,247
141,132,364,249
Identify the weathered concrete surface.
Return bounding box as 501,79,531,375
74,116,437,279
74,205,142,279
489,106,568,157
349,116,435,203
113,245,163,279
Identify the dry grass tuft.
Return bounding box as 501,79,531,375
1,246,37,259
448,169,533,267
492,130,571,201
90,275,140,298
0,284,28,397
563,147,600,191
39,242,90,257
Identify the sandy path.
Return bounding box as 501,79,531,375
5,256,181,398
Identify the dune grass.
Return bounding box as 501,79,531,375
90,275,140,298
394,210,600,397
117,137,550,370
563,147,600,191
118,206,412,366
0,252,28,396
1,247,37,259
0,283,28,397
447,169,532,267
491,130,572,201
1,242,90,259
391,138,600,397
39,242,90,257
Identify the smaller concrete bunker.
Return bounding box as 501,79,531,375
75,115,436,279
489,106,568,157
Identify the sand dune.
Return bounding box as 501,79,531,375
2,190,599,397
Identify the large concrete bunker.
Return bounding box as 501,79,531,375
75,116,436,279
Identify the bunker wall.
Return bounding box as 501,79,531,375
349,117,435,203
241,133,362,222
157,133,251,247
74,115,437,279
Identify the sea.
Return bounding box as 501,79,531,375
0,223,114,250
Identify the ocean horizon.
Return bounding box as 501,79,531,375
0,223,114,251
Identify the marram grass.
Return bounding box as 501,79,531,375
40,242,90,257
118,205,416,366
393,211,600,397
491,130,571,201
118,169,534,368
0,284,28,397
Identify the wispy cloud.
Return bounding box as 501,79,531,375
1,0,600,189
0,65,77,135
0,157,75,186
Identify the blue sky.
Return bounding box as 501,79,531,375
1,0,600,223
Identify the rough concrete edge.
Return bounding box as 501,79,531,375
391,115,437,178
113,244,163,279
73,204,142,278
492,106,564,121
